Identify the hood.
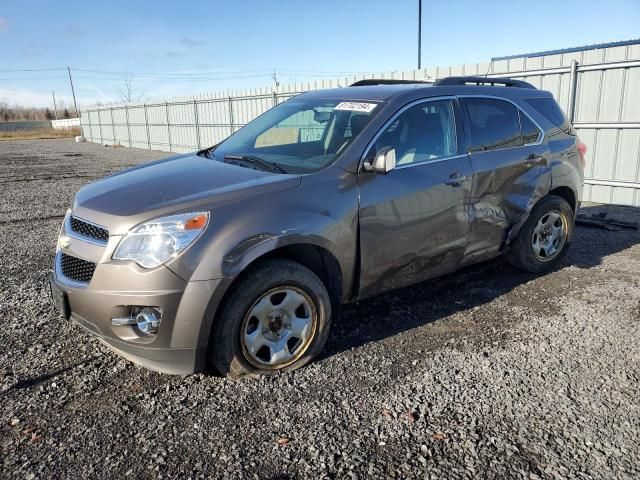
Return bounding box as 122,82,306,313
73,153,301,233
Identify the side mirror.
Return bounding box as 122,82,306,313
365,146,396,173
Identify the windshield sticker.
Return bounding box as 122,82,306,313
334,102,377,113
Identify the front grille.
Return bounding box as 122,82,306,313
70,216,109,242
60,253,96,283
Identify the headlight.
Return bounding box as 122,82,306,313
56,209,72,252
113,212,209,268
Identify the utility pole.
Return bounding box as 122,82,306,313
272,68,279,88
52,91,58,119
417,0,422,69
67,67,79,117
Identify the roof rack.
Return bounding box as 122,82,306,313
350,79,432,87
433,76,536,89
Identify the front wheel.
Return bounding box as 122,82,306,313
507,195,574,273
209,259,332,379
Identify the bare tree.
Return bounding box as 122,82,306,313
117,73,145,103
0,99,54,122
0,100,9,122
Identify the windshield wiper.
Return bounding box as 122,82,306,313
223,154,287,174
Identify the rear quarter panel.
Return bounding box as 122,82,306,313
518,96,584,209
546,132,584,208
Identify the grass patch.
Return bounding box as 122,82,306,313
0,128,82,141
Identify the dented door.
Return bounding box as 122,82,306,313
459,97,551,261
357,98,472,298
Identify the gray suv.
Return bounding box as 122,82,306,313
50,76,586,378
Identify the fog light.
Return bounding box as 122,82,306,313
135,308,161,334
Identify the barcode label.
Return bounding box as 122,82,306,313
334,102,378,113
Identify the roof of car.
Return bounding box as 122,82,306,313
300,81,552,103
301,83,432,102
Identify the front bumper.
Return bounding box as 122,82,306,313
50,256,227,375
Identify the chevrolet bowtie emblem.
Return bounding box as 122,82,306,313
58,235,71,250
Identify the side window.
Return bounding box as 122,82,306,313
371,99,457,166
520,111,541,145
525,97,575,135
461,98,521,152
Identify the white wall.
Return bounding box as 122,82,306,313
52,118,81,130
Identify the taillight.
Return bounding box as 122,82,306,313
577,140,587,169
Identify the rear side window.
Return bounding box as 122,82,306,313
520,112,541,145
461,98,521,152
525,97,575,135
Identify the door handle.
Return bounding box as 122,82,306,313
525,153,543,166
445,173,468,186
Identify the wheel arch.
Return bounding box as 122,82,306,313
549,185,578,214
221,235,345,306
237,243,344,312
505,184,578,248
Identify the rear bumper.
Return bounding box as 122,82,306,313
51,260,229,375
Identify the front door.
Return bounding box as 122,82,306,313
358,98,473,298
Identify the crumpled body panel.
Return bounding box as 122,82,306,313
465,142,553,261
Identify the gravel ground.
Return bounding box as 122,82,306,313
1,139,639,479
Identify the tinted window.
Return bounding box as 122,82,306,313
520,111,541,144
525,97,575,135
371,99,457,166
462,98,522,152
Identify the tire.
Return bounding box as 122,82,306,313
209,258,332,379
507,195,574,274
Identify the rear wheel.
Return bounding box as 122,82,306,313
507,195,574,273
209,259,331,379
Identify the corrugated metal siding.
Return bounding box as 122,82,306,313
485,44,640,205
81,42,640,206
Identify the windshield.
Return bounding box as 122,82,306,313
206,98,380,173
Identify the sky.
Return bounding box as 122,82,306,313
1,0,639,109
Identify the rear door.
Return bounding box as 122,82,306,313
358,97,473,297
458,96,549,260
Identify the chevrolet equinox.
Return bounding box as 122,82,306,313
50,76,586,378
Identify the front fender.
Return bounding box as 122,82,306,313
168,166,359,298
221,231,340,278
